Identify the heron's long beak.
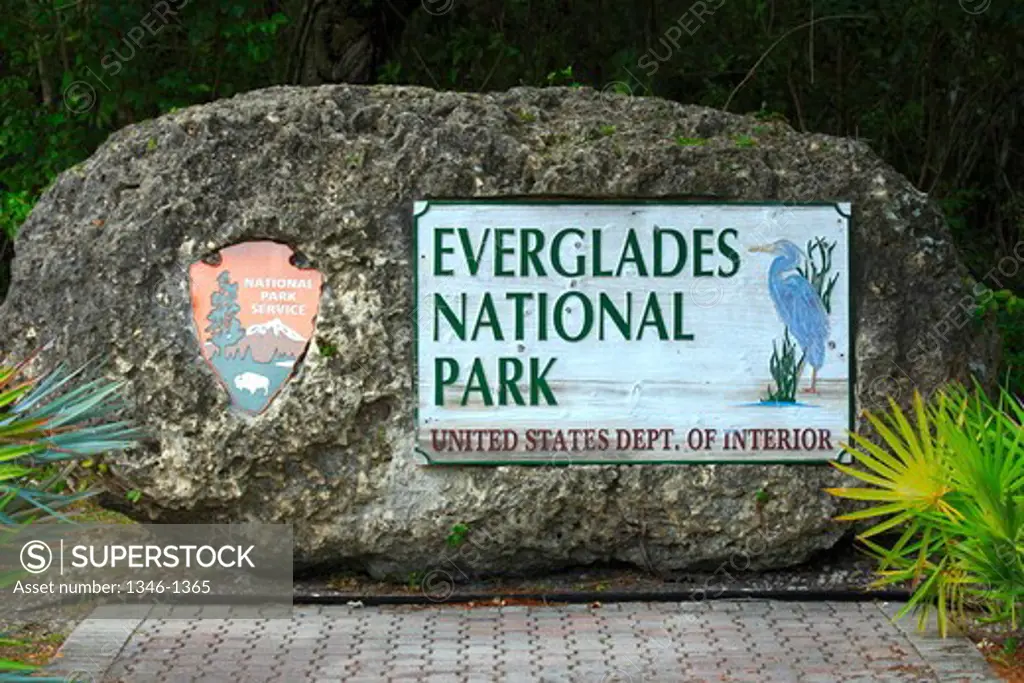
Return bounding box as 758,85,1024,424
748,244,771,253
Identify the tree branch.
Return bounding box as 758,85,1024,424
724,14,874,112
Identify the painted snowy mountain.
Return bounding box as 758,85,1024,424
246,318,306,341
229,318,308,363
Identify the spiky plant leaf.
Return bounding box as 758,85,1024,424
0,358,141,525
828,385,1024,635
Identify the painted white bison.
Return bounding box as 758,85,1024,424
233,372,270,396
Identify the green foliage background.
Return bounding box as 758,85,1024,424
1,0,1022,384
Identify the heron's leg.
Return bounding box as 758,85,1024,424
803,368,819,394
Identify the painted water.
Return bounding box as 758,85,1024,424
211,350,295,413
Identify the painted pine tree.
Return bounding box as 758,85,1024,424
205,271,245,357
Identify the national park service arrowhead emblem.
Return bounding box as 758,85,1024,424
189,241,323,414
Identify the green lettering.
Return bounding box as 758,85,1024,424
463,358,493,406
693,229,714,276
598,292,632,340
537,292,549,341
654,226,687,277
672,292,695,340
434,293,466,341
458,228,490,276
615,229,649,277
530,357,558,405
498,358,526,406
471,293,504,341
551,228,585,277
433,228,456,276
494,228,516,276
637,292,669,340
520,229,547,277
434,357,459,406
554,292,594,342
506,292,534,340
592,230,613,276
717,228,740,277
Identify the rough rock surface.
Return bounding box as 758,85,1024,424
0,85,998,579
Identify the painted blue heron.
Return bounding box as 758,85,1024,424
749,239,830,393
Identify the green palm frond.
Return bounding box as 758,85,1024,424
827,393,957,536
827,384,1024,635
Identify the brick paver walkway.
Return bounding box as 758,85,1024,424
48,601,999,682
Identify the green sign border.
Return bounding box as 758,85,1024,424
412,199,855,466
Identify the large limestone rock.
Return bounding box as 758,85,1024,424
0,85,997,579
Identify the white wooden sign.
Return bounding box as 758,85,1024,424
414,201,852,464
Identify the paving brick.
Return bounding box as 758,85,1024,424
40,600,1008,682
